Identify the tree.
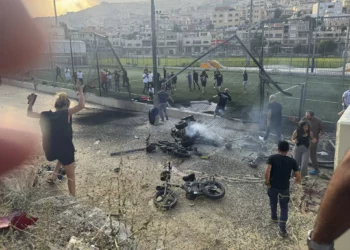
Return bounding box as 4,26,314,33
269,42,281,55
274,8,282,19
250,32,267,56
317,40,337,55
293,44,307,54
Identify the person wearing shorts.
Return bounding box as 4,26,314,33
77,70,84,85
213,88,231,118
216,70,223,90
200,70,208,94
27,85,85,196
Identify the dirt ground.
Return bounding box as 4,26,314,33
0,84,333,250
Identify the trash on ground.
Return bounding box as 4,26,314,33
317,151,329,156
0,211,38,230
134,135,139,139
93,140,100,145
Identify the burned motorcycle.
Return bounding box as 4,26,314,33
154,162,225,210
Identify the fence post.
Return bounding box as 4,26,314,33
342,18,350,80
298,83,305,120
259,24,265,114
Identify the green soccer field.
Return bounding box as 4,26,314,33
33,66,349,122
97,57,346,69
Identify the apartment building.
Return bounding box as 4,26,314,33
183,32,212,53
212,6,242,28
312,0,343,17
246,6,268,23
344,0,350,13
264,22,284,43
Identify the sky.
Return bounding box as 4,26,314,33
22,0,145,17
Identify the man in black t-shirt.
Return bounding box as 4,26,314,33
265,141,301,237
213,88,231,118
260,95,282,143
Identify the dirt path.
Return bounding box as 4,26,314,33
0,84,328,250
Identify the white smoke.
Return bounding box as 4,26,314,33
185,122,221,141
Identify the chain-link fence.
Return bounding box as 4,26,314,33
9,15,349,126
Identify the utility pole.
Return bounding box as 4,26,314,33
69,34,75,82
53,0,58,26
151,0,158,91
342,17,350,80
311,0,320,73
94,34,102,96
247,0,253,66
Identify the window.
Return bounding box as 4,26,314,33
213,21,217,23
328,5,334,9
219,20,222,23
136,44,141,47
193,40,201,44
127,43,132,46
203,41,209,44
213,14,217,17
235,19,238,21
219,14,223,17
228,19,232,22
186,41,190,44
236,13,239,16
229,14,233,17
167,42,177,45
275,34,282,38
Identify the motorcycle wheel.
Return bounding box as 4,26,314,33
202,181,225,200
153,190,178,210
175,121,188,130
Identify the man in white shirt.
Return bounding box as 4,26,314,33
342,86,350,110
142,70,149,94
65,68,71,82
148,70,153,88
77,70,83,85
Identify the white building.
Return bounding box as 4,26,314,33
312,0,343,17
183,32,212,54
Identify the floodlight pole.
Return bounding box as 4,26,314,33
151,0,158,91
53,0,58,26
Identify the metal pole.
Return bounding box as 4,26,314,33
151,0,158,91
259,24,265,113
48,40,56,86
94,34,102,97
156,12,160,66
342,17,350,80
53,0,58,26
311,0,320,73
298,83,305,120
247,0,253,66
69,35,75,83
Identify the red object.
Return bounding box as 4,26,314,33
11,212,38,230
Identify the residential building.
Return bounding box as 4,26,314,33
264,22,284,43
312,0,343,17
183,32,212,54
246,5,268,23
344,0,350,13
212,6,242,28
324,13,350,28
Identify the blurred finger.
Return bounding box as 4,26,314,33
0,128,38,177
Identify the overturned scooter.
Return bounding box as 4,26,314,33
154,162,225,210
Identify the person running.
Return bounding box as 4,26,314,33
342,85,350,110
187,71,193,91
56,66,64,82
213,88,231,118
259,95,282,143
77,70,84,85
64,67,71,82
243,69,248,93
265,141,301,237
157,86,174,122
192,70,200,91
216,70,223,91
290,111,323,175
114,70,120,92
292,121,317,179
142,70,149,94
27,85,85,197
200,70,208,94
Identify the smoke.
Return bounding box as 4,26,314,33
185,122,221,141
